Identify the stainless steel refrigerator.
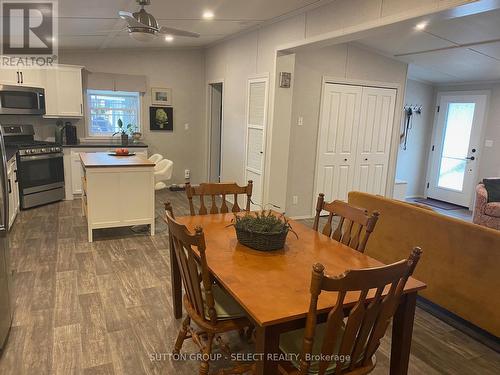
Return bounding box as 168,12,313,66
0,126,12,350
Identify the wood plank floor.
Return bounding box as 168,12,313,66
0,189,498,374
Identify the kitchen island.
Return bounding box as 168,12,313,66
80,152,155,242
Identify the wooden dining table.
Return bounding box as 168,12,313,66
170,213,426,375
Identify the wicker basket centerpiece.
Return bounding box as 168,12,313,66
230,211,297,251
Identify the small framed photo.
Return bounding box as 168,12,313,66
151,87,173,106
279,72,291,88
150,106,173,131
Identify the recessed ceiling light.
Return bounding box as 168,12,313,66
415,22,428,31
165,35,174,42
203,10,214,20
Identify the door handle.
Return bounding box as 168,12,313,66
14,170,18,183
20,71,24,84
8,179,11,194
466,156,475,161
16,72,20,84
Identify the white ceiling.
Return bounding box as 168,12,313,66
57,0,324,49
356,8,500,84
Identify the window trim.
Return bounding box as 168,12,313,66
85,89,142,139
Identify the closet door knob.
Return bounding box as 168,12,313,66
364,158,368,161
344,158,348,162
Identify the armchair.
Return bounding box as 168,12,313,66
473,183,500,230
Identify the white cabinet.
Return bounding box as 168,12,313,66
82,157,155,242
64,147,148,200
71,152,84,195
18,69,44,87
0,70,20,85
0,68,43,87
44,65,83,118
7,157,19,229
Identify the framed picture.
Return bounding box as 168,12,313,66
151,87,173,106
150,106,173,131
279,72,291,88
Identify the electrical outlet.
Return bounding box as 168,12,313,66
485,139,494,148
184,169,190,179
184,123,189,131
292,195,298,205
298,116,304,126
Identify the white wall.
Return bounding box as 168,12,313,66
285,43,408,217
59,49,206,184
396,79,435,198
204,0,476,207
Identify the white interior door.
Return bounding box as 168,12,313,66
354,87,396,195
314,83,362,202
427,93,487,207
245,77,269,208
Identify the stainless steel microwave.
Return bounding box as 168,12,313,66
0,85,46,115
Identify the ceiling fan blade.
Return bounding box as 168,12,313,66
94,27,128,33
118,10,151,29
159,26,200,38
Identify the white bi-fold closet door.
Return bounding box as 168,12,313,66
314,83,396,204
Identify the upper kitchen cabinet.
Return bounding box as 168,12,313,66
0,68,44,87
43,65,84,118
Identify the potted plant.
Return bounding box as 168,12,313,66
230,211,297,251
113,119,136,146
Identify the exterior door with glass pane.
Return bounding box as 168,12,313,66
427,93,488,207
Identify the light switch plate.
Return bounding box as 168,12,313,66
298,117,304,126
485,139,494,147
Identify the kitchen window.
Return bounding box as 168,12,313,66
86,90,141,137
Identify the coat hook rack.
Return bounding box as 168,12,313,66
401,104,422,150
404,104,422,114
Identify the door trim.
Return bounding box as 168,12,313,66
205,79,225,182
312,77,400,216
425,90,490,208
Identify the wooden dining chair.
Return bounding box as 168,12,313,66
165,210,253,375
278,247,423,375
313,193,379,253
185,181,253,216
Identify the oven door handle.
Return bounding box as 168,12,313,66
19,153,63,161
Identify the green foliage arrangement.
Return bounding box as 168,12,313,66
232,210,297,236
113,118,136,136
230,211,298,251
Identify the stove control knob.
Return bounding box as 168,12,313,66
41,148,46,153
26,150,32,154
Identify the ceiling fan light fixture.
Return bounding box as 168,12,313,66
129,30,157,42
134,8,159,29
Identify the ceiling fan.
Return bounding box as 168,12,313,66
118,0,200,42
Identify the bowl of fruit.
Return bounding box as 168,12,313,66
109,148,135,156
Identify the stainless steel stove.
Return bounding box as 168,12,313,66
1,124,64,209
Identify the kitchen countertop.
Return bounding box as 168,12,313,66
62,142,148,148
80,152,154,168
